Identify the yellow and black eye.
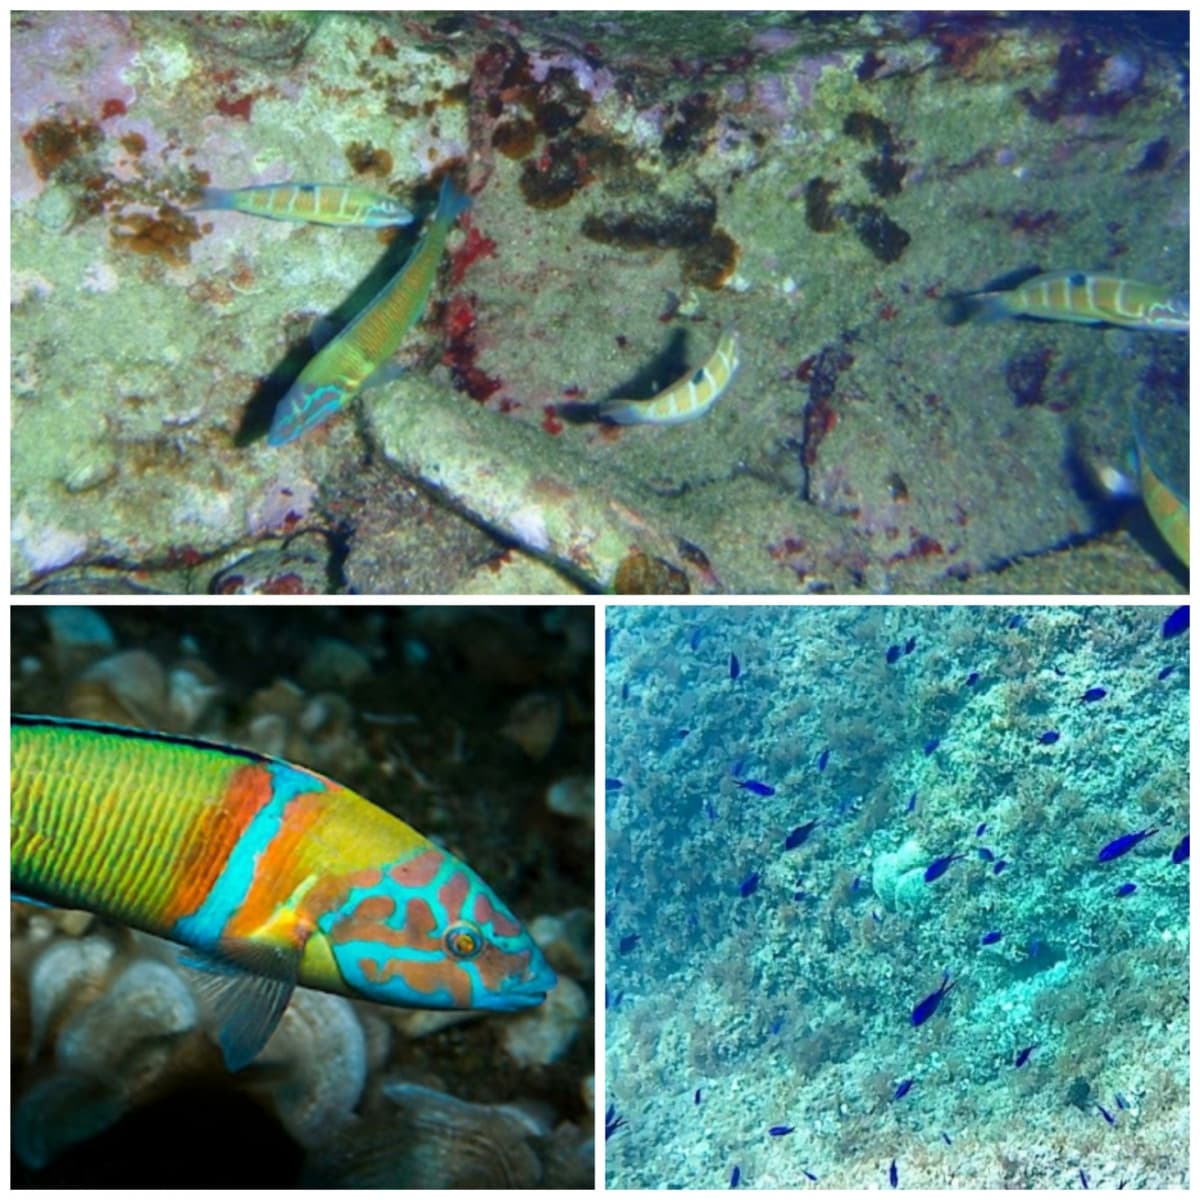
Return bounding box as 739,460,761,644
444,922,483,959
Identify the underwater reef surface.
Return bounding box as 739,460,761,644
11,11,1187,594
605,604,1188,1187
11,605,593,1188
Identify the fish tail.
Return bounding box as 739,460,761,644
433,175,472,228
938,290,1009,326
190,186,235,213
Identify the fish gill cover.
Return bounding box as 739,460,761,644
605,604,1188,1188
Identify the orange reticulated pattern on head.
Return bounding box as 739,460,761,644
165,764,275,924
437,868,470,920
473,940,533,994
225,784,329,938
472,890,523,938
387,848,446,889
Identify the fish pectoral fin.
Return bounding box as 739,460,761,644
361,359,406,392
178,939,299,1072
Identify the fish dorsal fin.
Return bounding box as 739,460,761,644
979,264,1045,293
178,939,298,1072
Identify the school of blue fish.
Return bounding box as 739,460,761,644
606,605,1188,1188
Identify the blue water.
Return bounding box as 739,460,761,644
605,605,1188,1189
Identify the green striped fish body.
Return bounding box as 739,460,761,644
193,183,413,228
944,268,1189,332
598,330,740,426
268,175,471,445
11,715,554,1070
1136,437,1189,567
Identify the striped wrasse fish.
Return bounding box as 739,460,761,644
190,182,414,228
1099,425,1190,567
268,175,471,445
11,715,555,1071
597,330,740,426
941,267,1189,333
1139,447,1189,566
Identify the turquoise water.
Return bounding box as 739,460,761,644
605,605,1188,1188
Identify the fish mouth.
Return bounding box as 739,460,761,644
500,957,559,1009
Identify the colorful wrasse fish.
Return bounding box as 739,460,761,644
11,715,555,1070
596,330,740,425
268,175,471,445
941,267,1189,333
190,182,414,228
1100,422,1189,568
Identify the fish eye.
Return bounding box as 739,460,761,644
444,922,484,959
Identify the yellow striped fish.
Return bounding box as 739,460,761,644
1100,424,1189,567
942,268,1188,333
191,182,413,228
597,330,740,426
269,176,470,446
1135,432,1189,567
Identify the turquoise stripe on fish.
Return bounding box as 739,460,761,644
174,762,322,946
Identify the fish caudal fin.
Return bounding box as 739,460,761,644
189,186,235,213
938,290,1009,326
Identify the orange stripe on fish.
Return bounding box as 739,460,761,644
597,330,740,425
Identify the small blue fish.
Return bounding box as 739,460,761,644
1158,665,1175,681
1038,730,1060,745
736,779,776,798
966,671,980,686
1007,614,1025,629
1080,1169,1089,1189
911,972,956,1026
1172,834,1189,864
1115,882,1137,897
785,819,820,850
1096,1102,1116,1126
1015,1043,1037,1067
886,644,902,664
981,929,1003,945
941,1132,953,1146
1081,687,1107,703
730,653,741,681
606,777,625,791
605,1104,627,1139
976,822,987,837
731,759,745,778
817,748,830,772
1028,938,1040,958
906,792,917,814
978,847,995,862
889,1159,898,1188
618,932,640,954
769,1125,795,1137
802,1168,818,1181
690,627,703,650
695,1088,702,1104
1162,605,1188,638
739,871,760,898
1115,1092,1129,1111
705,800,718,822
871,910,883,924
923,737,940,756
1098,827,1158,862
730,1165,741,1188
993,859,1008,874
924,852,966,883
768,1016,785,1035
893,1078,913,1100
904,636,917,654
